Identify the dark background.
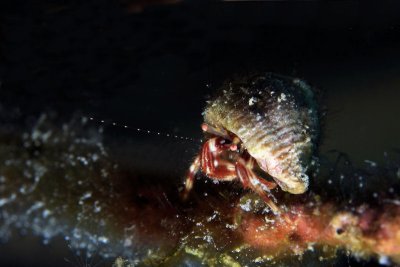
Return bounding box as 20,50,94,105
0,1,400,266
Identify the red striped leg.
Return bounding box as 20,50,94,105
182,137,236,200
182,155,200,200
200,137,236,180
235,157,280,215
247,157,277,191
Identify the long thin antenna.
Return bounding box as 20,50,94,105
87,116,200,142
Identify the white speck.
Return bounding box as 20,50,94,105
91,153,99,161
203,235,213,243
264,217,275,224
253,257,263,263
209,143,217,152
240,199,252,212
225,223,237,229
213,160,218,167
124,238,132,247
93,201,102,213
328,179,332,184
277,93,287,103
82,192,92,199
373,193,378,198
248,97,257,106
383,199,400,206
207,211,219,222
0,193,16,207
79,192,92,204
364,160,377,167
101,168,109,178
379,255,390,266
42,209,51,218
98,236,109,244
72,228,82,239
77,156,88,166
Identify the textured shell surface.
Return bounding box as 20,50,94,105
203,73,319,194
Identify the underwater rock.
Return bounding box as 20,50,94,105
0,113,399,266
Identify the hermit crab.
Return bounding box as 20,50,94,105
183,73,319,214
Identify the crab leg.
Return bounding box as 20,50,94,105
182,155,201,200
235,157,280,215
183,137,236,200
184,137,278,206
200,137,236,178
245,157,278,190
183,137,285,219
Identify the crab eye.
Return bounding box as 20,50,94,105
229,144,238,151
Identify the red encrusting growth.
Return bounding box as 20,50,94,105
238,202,400,263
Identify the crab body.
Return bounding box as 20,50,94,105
184,73,319,214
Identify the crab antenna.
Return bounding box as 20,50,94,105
86,116,199,142
201,123,230,138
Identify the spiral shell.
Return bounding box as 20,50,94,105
203,73,319,194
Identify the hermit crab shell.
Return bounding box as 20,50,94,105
203,73,319,194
